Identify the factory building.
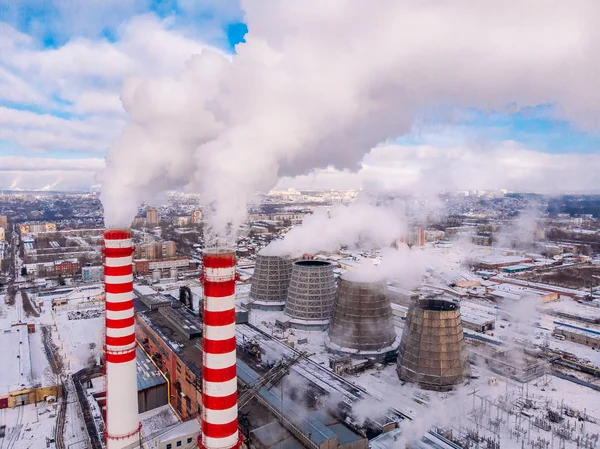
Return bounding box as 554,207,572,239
397,299,471,391
387,285,418,307
135,304,203,420
326,276,399,359
0,324,62,409
488,284,559,303
553,323,600,349
460,308,496,333
249,254,293,310
284,260,337,330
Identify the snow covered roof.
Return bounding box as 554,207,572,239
0,326,32,396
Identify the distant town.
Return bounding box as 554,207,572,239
2,189,600,449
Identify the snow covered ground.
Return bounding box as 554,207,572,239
0,284,105,449
0,401,61,449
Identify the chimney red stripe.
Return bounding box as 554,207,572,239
203,365,237,383
106,299,134,311
203,254,236,269
106,316,134,329
106,349,136,364
203,280,236,298
202,418,239,439
203,309,236,326
106,334,135,346
104,247,135,257
105,282,134,294
203,337,236,354
104,265,133,276
104,230,132,240
202,392,237,411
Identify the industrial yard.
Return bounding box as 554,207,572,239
4,234,600,448
2,191,600,449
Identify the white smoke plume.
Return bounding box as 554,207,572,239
99,1,600,241
342,246,438,287
493,205,543,249
261,200,406,258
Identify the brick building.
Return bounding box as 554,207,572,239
54,259,78,276
135,304,202,421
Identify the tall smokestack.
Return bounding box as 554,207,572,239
103,229,141,449
200,248,242,449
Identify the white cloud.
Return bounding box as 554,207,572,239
0,156,104,191
0,156,104,171
277,142,600,194
0,14,223,158
0,107,122,152
99,0,600,234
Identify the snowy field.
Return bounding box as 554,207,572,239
0,401,61,449
0,284,105,449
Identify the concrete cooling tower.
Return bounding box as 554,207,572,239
284,260,336,330
325,277,399,359
249,254,293,310
397,298,470,391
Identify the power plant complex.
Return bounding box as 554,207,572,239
4,192,599,449
93,222,479,449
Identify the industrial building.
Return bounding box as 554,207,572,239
135,304,203,420
387,285,418,307
326,276,399,359
459,307,496,333
488,283,559,303
249,254,293,310
553,323,600,349
397,299,471,391
284,260,337,330
0,324,62,409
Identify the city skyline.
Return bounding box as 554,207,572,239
1,1,600,197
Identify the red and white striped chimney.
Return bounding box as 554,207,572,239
199,248,242,449
103,229,141,449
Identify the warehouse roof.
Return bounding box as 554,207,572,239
136,346,166,391
237,359,337,447
0,326,31,396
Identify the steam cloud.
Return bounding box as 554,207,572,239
99,1,600,241
260,200,406,258
342,246,437,286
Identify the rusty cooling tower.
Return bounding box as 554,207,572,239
326,276,399,358
249,254,293,310
397,298,470,391
284,260,336,330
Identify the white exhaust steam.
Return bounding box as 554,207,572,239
99,1,600,242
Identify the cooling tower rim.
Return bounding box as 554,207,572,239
256,253,293,261
415,298,458,312
337,276,387,288
293,260,332,268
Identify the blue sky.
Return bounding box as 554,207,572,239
0,1,599,192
